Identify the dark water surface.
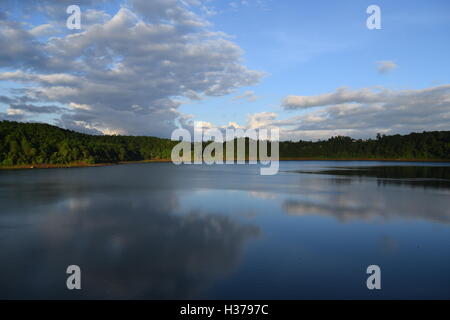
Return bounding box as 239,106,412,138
1,161,450,299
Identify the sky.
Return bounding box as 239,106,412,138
0,0,449,140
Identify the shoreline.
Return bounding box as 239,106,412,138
0,159,172,170
278,158,450,162
1,158,449,170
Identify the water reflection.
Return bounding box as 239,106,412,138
292,166,450,189
378,235,399,253
282,187,450,224
1,162,450,299
0,192,259,299
283,199,450,224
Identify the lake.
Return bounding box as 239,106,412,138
1,161,450,299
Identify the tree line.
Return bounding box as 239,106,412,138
0,121,177,166
0,120,449,166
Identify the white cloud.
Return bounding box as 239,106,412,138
232,90,258,102
6,108,25,116
281,85,450,110
225,121,244,129
29,24,55,37
247,112,277,129
209,84,450,141
377,60,398,74
69,102,92,111
0,2,264,136
277,84,450,139
229,0,269,11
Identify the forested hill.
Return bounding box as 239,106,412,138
0,120,449,167
0,121,178,166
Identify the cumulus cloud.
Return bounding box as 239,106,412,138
129,0,208,28
229,0,269,11
377,60,398,74
247,111,278,129
222,84,450,141
17,0,112,21
29,24,56,37
230,1,249,9
0,1,263,136
0,94,64,121
281,84,450,139
0,18,48,70
281,85,449,110
282,87,387,109
9,103,64,114
232,90,258,102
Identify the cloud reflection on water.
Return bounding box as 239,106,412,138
0,192,260,299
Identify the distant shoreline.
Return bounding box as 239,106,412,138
2,122,449,170
0,159,172,170
1,158,449,170
278,158,450,162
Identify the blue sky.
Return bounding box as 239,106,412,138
180,0,450,126
1,0,449,140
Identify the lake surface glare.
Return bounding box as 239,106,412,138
1,161,449,299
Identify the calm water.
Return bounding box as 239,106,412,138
1,161,450,299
